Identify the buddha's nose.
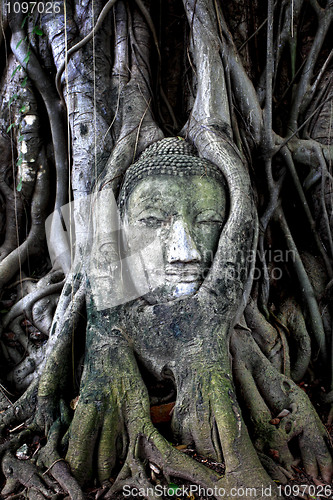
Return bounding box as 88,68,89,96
166,219,201,263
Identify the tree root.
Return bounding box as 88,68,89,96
0,163,25,263
0,154,50,289
32,294,61,337
105,424,225,499
275,206,327,364
257,452,292,485
245,297,288,374
10,18,70,274
1,451,62,498
0,379,38,431
276,297,311,382
60,318,281,500
37,419,84,500
0,411,84,499
35,276,86,434
6,342,47,392
231,328,333,482
2,279,64,330
55,0,119,103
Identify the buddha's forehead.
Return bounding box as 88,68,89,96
125,174,226,217
117,140,226,214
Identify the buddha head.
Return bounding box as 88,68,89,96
119,138,228,304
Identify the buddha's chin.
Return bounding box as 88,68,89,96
144,281,201,304
172,282,199,299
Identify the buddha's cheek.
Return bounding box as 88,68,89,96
125,224,157,253
144,257,165,290
131,235,165,289
195,228,221,268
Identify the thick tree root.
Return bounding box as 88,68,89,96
276,297,311,382
231,328,333,482
1,451,62,498
245,298,289,375
37,419,84,500
0,379,38,431
61,318,281,500
105,422,223,498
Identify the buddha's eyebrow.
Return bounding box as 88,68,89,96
135,205,165,217
135,192,163,206
195,209,224,216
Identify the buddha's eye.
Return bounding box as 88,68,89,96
196,217,223,225
195,210,223,226
138,216,165,227
197,219,223,224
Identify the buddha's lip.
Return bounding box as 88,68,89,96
165,275,199,283
165,266,201,282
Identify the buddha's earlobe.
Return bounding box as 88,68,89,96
120,216,130,253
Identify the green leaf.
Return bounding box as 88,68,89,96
11,65,21,78
0,309,9,314
21,76,28,87
18,135,24,142
17,155,23,167
23,51,31,65
21,16,28,28
16,39,23,49
8,94,19,106
33,27,43,36
17,177,23,192
167,483,179,496
19,105,27,114
6,123,15,133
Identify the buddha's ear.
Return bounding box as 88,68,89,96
120,212,131,253
121,212,129,229
120,213,129,237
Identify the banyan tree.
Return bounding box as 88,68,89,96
0,0,332,498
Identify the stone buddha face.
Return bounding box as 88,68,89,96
122,173,227,304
